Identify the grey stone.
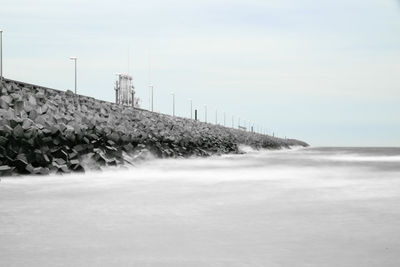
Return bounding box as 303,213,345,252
0,98,9,109
0,165,13,176
1,95,12,105
0,136,7,146
28,95,37,106
13,124,24,138
22,118,33,130
14,158,28,172
54,158,66,166
39,167,50,175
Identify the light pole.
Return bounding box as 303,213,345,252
215,109,218,124
238,117,240,129
69,57,77,94
232,115,234,128
171,92,175,116
149,83,154,112
204,104,207,123
223,112,226,126
189,98,192,119
0,29,3,81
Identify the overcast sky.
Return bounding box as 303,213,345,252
1,0,399,146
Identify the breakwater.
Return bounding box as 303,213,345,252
0,78,308,176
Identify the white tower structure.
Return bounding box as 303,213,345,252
115,74,138,107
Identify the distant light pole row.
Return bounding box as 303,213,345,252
171,96,267,135
162,92,274,136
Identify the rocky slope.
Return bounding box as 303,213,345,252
0,78,308,176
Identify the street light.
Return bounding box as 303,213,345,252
204,104,207,123
223,112,226,126
149,83,154,112
189,98,192,119
171,92,175,116
215,108,218,124
0,29,3,81
69,57,77,94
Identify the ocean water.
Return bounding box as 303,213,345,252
1,147,400,267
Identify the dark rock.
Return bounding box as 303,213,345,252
58,165,71,173
21,118,33,130
12,124,24,138
25,164,35,174
0,136,7,146
54,158,66,166
0,165,14,176
68,151,78,159
14,158,28,172
66,90,74,96
39,167,50,175
73,145,85,153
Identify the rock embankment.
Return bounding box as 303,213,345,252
0,78,308,176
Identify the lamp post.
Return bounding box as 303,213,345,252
69,57,77,94
215,109,218,124
0,29,3,81
204,104,207,123
238,117,240,129
189,98,192,119
223,112,226,127
171,92,175,116
149,83,154,112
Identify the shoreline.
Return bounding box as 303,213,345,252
0,78,308,176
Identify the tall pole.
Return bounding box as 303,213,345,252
69,57,77,94
189,99,192,119
151,85,154,112
215,109,217,124
171,92,175,116
232,115,234,128
223,112,226,127
74,59,77,94
0,29,3,81
238,117,240,129
148,84,151,110
204,105,207,123
148,50,152,111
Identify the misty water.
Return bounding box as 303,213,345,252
1,147,400,267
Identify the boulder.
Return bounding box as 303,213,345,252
1,95,12,105
0,136,7,146
21,118,33,130
28,95,37,106
14,158,28,172
0,165,14,176
0,98,9,109
12,124,24,138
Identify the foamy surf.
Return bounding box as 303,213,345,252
1,147,400,267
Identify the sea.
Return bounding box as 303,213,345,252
1,147,400,267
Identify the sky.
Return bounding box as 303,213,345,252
1,0,399,146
